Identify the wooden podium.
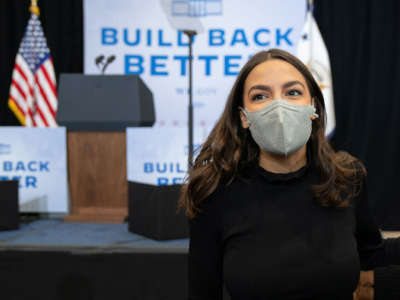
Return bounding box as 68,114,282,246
64,132,127,223
57,74,155,223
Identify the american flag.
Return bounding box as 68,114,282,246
8,13,58,127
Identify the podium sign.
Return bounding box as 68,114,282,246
127,127,210,186
0,127,68,213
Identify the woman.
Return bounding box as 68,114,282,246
179,48,400,299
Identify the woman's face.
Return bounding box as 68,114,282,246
240,58,314,128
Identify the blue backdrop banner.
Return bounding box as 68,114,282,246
84,0,306,128
0,127,68,213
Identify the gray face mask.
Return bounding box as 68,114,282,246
241,99,318,156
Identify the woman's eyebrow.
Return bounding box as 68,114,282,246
247,81,305,97
283,80,305,89
247,85,271,96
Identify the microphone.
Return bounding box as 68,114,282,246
102,55,116,74
95,55,105,70
106,55,116,64
183,30,197,36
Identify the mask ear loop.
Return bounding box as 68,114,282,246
238,106,251,127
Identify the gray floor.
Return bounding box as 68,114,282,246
0,219,189,253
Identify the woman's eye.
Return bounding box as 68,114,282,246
251,94,267,101
287,89,302,96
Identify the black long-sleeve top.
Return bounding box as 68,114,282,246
188,146,400,300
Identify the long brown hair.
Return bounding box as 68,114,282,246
179,48,366,220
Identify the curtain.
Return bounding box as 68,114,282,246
314,0,400,229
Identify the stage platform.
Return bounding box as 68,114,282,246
0,218,189,253
0,218,191,300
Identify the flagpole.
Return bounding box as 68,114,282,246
29,0,40,16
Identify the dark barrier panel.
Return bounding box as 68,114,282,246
0,180,19,231
128,182,189,240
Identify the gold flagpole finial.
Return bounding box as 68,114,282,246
29,0,40,17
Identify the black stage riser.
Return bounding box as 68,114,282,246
0,250,188,300
0,180,19,231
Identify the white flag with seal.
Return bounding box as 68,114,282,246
296,6,336,137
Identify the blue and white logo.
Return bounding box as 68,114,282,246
0,143,11,155
172,0,222,17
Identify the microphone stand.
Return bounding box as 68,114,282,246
183,30,197,169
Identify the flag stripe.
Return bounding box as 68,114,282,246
9,86,36,126
11,58,33,123
33,90,50,126
36,67,57,110
33,109,45,127
14,63,32,92
14,65,36,112
10,71,37,126
41,60,57,94
16,56,38,112
16,55,35,87
46,58,56,82
34,84,56,126
35,103,50,127
12,70,31,101
10,84,29,114
34,75,56,118
11,79,27,101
